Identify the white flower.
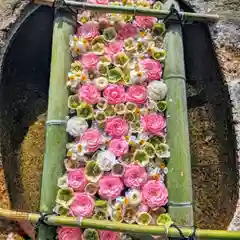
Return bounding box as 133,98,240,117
126,189,142,206
97,150,116,171
129,69,147,84
147,80,168,101
67,141,88,160
156,143,170,158
94,77,108,90
57,174,68,189
125,133,149,146
66,117,88,137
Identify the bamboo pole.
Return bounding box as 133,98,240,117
37,7,76,240
0,208,240,239
33,0,219,22
163,0,194,227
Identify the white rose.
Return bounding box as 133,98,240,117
147,80,167,101
66,117,88,137
97,150,116,171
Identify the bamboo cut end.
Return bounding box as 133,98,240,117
0,208,29,221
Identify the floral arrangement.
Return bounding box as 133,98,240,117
56,0,171,239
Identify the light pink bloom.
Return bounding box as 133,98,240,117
109,138,129,157
103,84,126,104
88,0,109,3
81,53,99,70
142,180,168,209
81,128,102,152
135,16,157,29
117,23,137,40
139,59,162,81
78,84,100,105
67,168,88,192
77,21,99,40
123,164,147,188
105,117,128,138
99,230,119,240
98,175,124,200
139,203,149,213
127,85,147,104
141,113,166,136
70,193,94,217
57,227,82,240
105,41,124,58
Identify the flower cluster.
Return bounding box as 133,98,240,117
57,1,171,239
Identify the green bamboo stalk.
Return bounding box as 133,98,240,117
163,0,194,227
37,8,76,240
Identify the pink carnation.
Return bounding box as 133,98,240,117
109,138,129,157
67,168,88,192
105,41,124,58
127,85,147,104
70,193,94,217
81,128,102,152
77,21,99,40
99,230,119,240
139,59,162,81
135,16,157,29
98,175,124,200
105,117,128,138
78,84,100,105
142,180,168,209
117,23,137,40
57,227,82,240
81,53,99,70
141,113,166,136
103,84,126,104
123,164,147,188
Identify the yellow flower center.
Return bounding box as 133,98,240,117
160,162,166,169
139,31,146,37
69,75,76,81
152,174,160,180
67,150,72,157
81,74,87,81
135,108,140,115
139,140,146,145
124,136,130,141
137,72,142,77
77,144,83,153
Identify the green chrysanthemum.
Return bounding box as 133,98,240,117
104,104,116,117
152,22,166,36
156,213,173,227
157,100,168,112
68,95,80,110
124,112,136,122
108,67,124,83
70,60,83,74
124,38,136,52
153,1,163,10
148,135,166,147
97,62,109,76
83,229,99,240
93,209,108,220
114,52,130,68
126,102,137,112
133,149,149,166
85,161,103,183
91,35,105,46
143,142,156,158
103,27,117,42
95,111,106,123
152,48,167,62
115,103,126,115
56,188,74,207
92,43,105,55
77,102,94,120
55,204,69,216
136,212,152,225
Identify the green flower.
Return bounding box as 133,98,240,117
157,100,168,112
56,188,74,207
137,41,147,53
103,27,117,42
95,200,108,208
70,61,83,74
123,207,137,224
93,208,108,220
143,142,156,158
115,103,126,115
130,121,142,133
104,104,116,117
57,174,68,189
99,55,111,65
124,37,136,52
97,62,109,76
95,111,106,123
152,22,166,36
148,136,166,147
92,43,105,55
97,98,108,111
77,102,93,120
113,52,130,68
85,161,103,182
124,112,136,122
111,210,123,222
136,212,152,225
133,149,149,166
83,229,99,240
91,35,105,46
55,204,69,216
108,67,124,83
152,48,167,62
68,95,80,110
112,163,125,177
126,102,137,112
156,213,173,227
123,14,133,22
85,183,98,196
153,1,163,10
155,143,170,158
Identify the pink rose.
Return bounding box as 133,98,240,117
98,175,124,200
127,85,147,104
99,230,119,240
57,227,82,240
135,16,157,29
103,84,126,104
105,41,124,58
70,193,95,217
117,23,137,40
142,180,168,209
139,203,149,213
67,168,88,192
78,84,100,104
81,128,102,152
88,0,108,3
123,164,147,188
81,53,99,70
139,59,162,81
109,138,129,157
141,113,166,136
77,21,99,40
105,117,128,138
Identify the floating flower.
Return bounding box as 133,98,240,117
77,103,94,120
135,16,157,29
97,62,109,76
126,189,142,206
133,149,149,166
85,182,99,196
70,60,83,74
157,100,168,112
85,161,103,182
124,112,136,122
66,117,88,137
82,229,99,240
56,188,75,208
95,199,108,208
57,227,82,240
143,142,156,158
97,98,108,111
123,164,147,188
138,203,149,213
77,11,91,25
95,111,106,123
124,37,136,52
55,204,69,216
97,150,116,171
81,53,100,70
135,0,151,8
81,128,102,152
104,104,116,117
93,208,108,220
127,85,147,104
108,68,124,83
70,37,88,56
68,95,80,110
70,193,95,217
139,59,162,81
153,1,163,9
99,17,110,30
126,102,136,112
117,23,137,40
103,27,117,42
92,43,105,55
112,163,125,177
129,121,142,133
103,84,126,104
77,21,100,40
142,180,168,209
105,41,124,58
99,231,119,240
113,52,129,68
123,207,137,224
147,80,167,101
111,209,123,222
98,175,124,200
105,117,128,138
109,138,129,157
57,174,68,189
67,141,88,161
136,212,152,225
152,22,166,36
129,69,147,84
151,48,167,62
67,168,88,192
155,143,170,158
141,113,166,136
136,41,147,53
114,103,126,115
94,77,108,90
99,55,112,65
156,213,173,226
